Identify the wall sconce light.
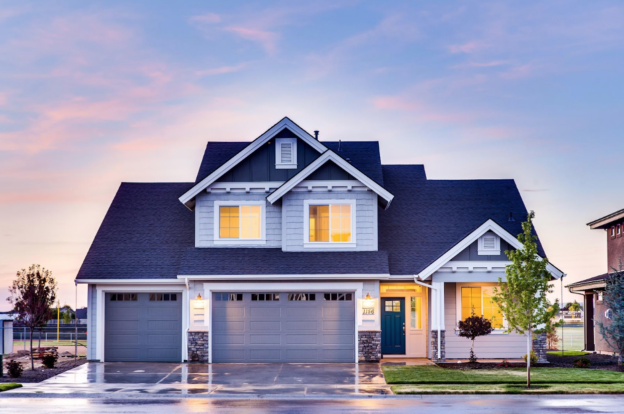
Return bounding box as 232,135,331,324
193,293,205,309
362,293,375,315
196,293,202,300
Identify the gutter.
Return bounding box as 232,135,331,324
413,276,441,361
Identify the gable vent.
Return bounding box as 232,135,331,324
275,138,297,169
478,233,500,255
280,142,293,163
482,236,496,250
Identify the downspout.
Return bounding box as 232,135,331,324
413,277,441,360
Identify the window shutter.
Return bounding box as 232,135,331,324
280,142,293,164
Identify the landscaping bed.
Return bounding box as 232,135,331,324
547,352,621,370
1,357,87,383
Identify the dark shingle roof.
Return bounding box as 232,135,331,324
195,141,384,185
76,183,195,280
566,273,610,288
179,248,389,275
378,165,545,275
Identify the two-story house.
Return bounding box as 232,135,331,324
75,117,563,363
567,209,624,353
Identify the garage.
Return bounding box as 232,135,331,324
212,292,356,362
105,292,182,362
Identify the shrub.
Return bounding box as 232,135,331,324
574,357,591,368
6,360,23,378
498,359,513,368
42,351,59,369
523,351,538,365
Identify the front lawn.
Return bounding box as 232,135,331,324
0,383,22,392
382,365,624,385
392,383,624,395
547,351,589,357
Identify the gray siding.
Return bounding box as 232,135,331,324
452,232,514,261
87,284,97,360
196,192,282,248
282,191,378,252
444,282,528,359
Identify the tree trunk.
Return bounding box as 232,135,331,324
30,328,34,371
527,328,531,387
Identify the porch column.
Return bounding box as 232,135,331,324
430,280,445,362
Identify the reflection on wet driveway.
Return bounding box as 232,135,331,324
7,362,391,396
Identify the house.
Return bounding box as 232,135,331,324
0,313,14,355
75,117,563,363
567,208,624,353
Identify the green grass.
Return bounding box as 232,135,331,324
391,383,624,394
0,383,22,392
382,365,624,385
547,350,589,357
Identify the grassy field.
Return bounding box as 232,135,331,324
0,384,22,392
557,326,584,351
547,350,589,357
392,383,624,394
382,365,624,385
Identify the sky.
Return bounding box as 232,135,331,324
1,0,623,311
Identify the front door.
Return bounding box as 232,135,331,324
381,298,406,354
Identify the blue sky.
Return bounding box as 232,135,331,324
1,1,623,309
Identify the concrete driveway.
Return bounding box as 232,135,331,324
8,362,391,396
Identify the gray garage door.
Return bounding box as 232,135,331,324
212,292,355,362
105,292,182,362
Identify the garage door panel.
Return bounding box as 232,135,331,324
320,348,354,361
114,321,140,330
249,307,281,318
322,334,355,345
213,307,245,318
107,307,139,320
250,349,281,360
285,321,317,330
106,348,140,360
286,333,318,345
322,307,354,318
213,334,245,345
213,348,244,361
284,307,318,319
284,348,318,360
147,320,178,331
107,334,140,345
250,321,280,331
148,307,180,319
213,320,244,332
322,320,354,331
249,334,281,344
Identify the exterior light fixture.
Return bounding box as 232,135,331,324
196,293,202,300
362,293,375,315
193,293,205,309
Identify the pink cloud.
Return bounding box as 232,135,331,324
448,41,485,54
371,96,472,123
500,63,534,79
224,26,279,55
190,13,221,24
196,63,248,77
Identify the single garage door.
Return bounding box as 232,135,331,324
212,292,355,362
105,292,182,362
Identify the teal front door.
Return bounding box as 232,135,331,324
381,298,406,354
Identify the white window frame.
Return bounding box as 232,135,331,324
213,200,266,245
455,282,507,334
275,138,297,169
477,233,500,255
303,199,356,248
409,295,424,331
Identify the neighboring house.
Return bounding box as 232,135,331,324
75,117,563,363
47,307,88,326
567,209,624,353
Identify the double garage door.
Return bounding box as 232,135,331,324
212,292,356,363
105,292,182,362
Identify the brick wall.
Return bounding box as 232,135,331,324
188,331,209,362
358,330,381,362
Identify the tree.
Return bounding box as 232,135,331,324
492,212,559,387
566,301,582,312
457,309,494,362
595,270,624,365
7,265,57,370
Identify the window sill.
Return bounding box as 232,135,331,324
477,250,501,255
304,242,357,249
275,164,297,169
213,239,266,245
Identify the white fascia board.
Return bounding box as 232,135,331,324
75,279,185,284
417,219,563,280
266,150,394,206
178,274,390,280
179,118,326,209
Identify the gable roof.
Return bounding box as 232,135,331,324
567,273,610,290
266,150,394,208
587,208,624,229
180,117,326,209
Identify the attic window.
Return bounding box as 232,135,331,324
478,233,500,255
276,138,297,169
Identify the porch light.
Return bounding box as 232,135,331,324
193,293,205,309
196,293,202,300
362,293,375,315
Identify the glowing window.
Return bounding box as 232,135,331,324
219,205,261,239
309,204,351,243
410,297,422,329
461,287,504,329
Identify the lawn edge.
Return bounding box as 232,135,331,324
0,383,23,392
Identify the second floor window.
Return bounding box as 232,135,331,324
219,205,261,239
309,204,352,243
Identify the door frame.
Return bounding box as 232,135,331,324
381,297,406,354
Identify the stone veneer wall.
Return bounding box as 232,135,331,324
358,330,381,362
533,332,548,363
431,330,446,362
188,331,209,362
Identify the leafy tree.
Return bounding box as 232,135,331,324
595,270,624,365
566,301,582,312
492,212,560,387
457,309,493,362
7,265,57,370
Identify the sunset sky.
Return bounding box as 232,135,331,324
1,1,623,310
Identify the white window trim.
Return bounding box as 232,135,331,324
455,282,508,334
303,199,356,248
477,233,500,255
275,138,297,169
213,200,266,245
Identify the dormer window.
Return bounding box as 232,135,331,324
478,233,500,255
275,138,297,169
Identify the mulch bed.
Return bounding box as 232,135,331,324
1,357,87,383
437,353,622,372
438,362,533,370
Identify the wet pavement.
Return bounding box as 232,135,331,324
6,362,391,396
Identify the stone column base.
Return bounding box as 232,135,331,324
358,330,381,362
533,332,548,364
188,331,209,362
431,330,446,362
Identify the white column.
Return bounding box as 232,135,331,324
431,280,445,330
